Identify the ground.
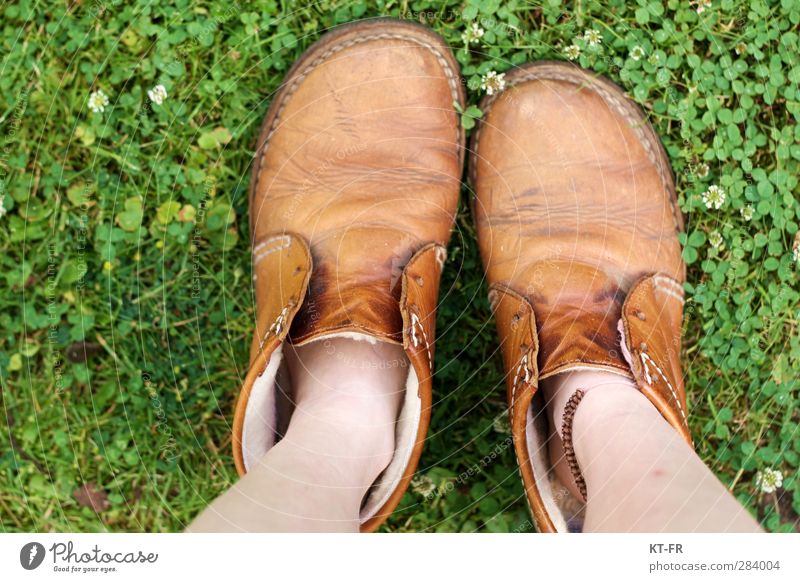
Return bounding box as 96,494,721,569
0,0,798,532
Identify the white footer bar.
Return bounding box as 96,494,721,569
1,533,796,580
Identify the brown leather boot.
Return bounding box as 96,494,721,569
232,19,464,531
470,62,691,532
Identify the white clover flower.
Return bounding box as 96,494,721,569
147,84,168,105
735,42,747,55
88,89,109,113
583,29,602,47
410,474,436,497
461,22,485,44
702,184,726,209
630,46,645,61
695,0,712,14
565,44,581,61
481,71,506,96
755,468,783,494
696,163,710,178
740,205,754,221
793,233,800,264
493,414,511,435
709,231,723,250
0,195,7,220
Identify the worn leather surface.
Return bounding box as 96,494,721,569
472,62,690,531
247,234,313,364
234,233,312,475
361,242,447,531
487,285,555,531
249,19,463,346
620,274,691,443
234,19,464,532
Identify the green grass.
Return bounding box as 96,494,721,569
1,0,799,532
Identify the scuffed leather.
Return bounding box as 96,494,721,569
487,285,556,532
234,233,312,475
248,233,313,364
401,242,447,371
487,284,538,409
361,243,446,531
524,260,634,379
620,274,692,444
473,63,684,380
249,20,463,346
472,62,690,532
234,19,465,532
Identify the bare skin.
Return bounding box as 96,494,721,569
541,371,763,532
188,338,406,532
190,348,762,532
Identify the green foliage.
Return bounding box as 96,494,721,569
0,0,798,533
454,101,484,129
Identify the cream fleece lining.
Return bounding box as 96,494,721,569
240,332,420,524
525,397,569,532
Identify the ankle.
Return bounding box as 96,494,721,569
281,411,397,488
572,385,668,444
292,389,400,445
542,370,638,436
541,370,645,501
281,338,408,484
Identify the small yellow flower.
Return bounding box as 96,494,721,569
88,89,110,113
147,84,168,105
492,414,511,434
702,184,726,210
565,44,581,61
793,232,800,264
480,71,506,96
695,0,712,14
410,475,436,497
461,22,485,45
583,29,602,47
755,468,783,494
103,261,113,271
709,231,723,250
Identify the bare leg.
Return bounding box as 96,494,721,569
188,338,406,532
542,371,763,532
